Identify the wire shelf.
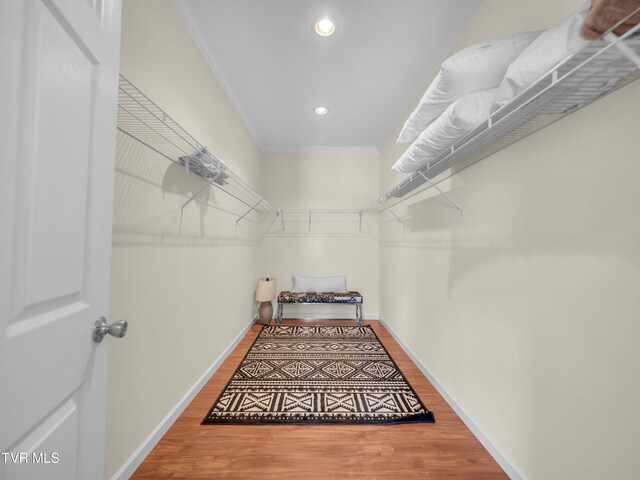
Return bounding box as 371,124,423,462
116,75,278,229
267,209,373,237
366,22,640,213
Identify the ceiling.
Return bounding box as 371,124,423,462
173,0,481,151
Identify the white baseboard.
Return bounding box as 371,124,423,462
378,315,524,480
110,317,256,480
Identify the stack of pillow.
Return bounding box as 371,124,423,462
392,1,592,174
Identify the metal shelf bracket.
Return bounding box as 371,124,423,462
181,183,209,212
236,198,264,226
380,200,405,225
417,171,463,216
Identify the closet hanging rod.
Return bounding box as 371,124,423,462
277,209,363,214
270,209,372,236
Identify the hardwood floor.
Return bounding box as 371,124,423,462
132,320,508,479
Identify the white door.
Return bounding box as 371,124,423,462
0,0,121,478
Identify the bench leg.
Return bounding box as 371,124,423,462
356,304,363,326
277,303,283,325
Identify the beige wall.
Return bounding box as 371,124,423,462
109,0,640,478
379,1,640,478
259,151,380,317
106,0,263,477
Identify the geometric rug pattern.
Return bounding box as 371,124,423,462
203,325,435,424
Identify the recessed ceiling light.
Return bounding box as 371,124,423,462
314,106,329,115
314,17,335,37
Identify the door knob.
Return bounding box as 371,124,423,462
93,317,128,343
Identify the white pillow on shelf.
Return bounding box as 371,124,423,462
292,275,347,293
397,30,540,144
492,1,592,110
392,89,497,174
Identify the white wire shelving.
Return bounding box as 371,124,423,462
267,209,374,237
116,16,640,236
365,20,640,216
116,75,278,237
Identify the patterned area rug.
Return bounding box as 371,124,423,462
203,325,435,424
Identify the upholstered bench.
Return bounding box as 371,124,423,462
276,291,364,325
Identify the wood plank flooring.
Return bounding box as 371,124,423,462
132,320,508,479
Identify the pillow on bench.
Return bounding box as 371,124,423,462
292,274,347,293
